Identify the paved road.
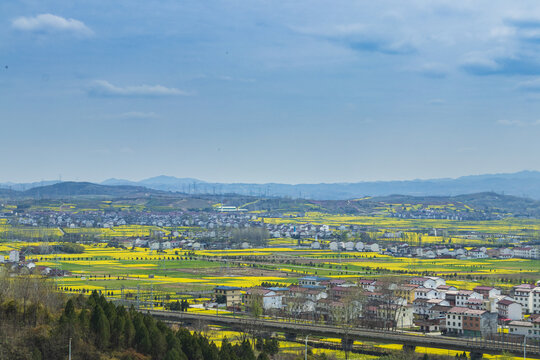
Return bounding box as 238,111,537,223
145,309,540,356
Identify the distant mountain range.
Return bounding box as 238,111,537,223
1,170,540,200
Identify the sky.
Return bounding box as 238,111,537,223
1,0,540,184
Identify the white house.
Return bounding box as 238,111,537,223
497,299,522,320
414,287,438,300
513,246,539,259
532,318,540,340
532,287,540,314
473,286,501,299
512,284,534,314
355,242,365,251
508,321,533,337
344,241,355,251
481,294,502,313
396,305,415,328
9,250,19,263
358,279,376,292
456,290,483,307
454,248,466,257
134,238,148,247
298,276,330,287
499,248,514,259
311,242,321,250
364,243,380,252
329,242,339,251
446,307,468,335
427,277,446,288
468,249,488,259
410,277,445,289
247,289,283,310
464,298,486,311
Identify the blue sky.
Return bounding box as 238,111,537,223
1,1,540,184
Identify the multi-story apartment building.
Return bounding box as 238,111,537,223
512,284,535,314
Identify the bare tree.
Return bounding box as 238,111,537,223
359,277,406,331
329,288,365,360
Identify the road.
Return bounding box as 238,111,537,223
145,309,540,357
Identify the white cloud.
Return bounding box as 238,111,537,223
417,63,448,78
497,119,525,126
428,98,446,105
292,23,417,55
460,53,501,75
116,112,159,120
516,77,540,92
497,119,540,126
217,75,256,83
12,14,93,36
88,80,190,97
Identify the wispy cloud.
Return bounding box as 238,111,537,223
12,14,93,36
505,16,540,30
217,75,256,83
460,53,501,76
88,80,190,98
293,24,416,55
115,112,159,120
497,119,540,127
417,63,448,78
460,15,540,77
428,98,446,105
516,78,540,92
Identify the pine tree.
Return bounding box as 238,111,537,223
90,305,110,350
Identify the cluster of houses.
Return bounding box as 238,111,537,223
9,210,259,232
389,207,499,221
132,238,206,251
213,276,540,340
390,245,539,260
309,241,380,252
307,239,540,260
0,249,71,277
5,209,540,261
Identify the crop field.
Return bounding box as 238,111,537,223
1,237,539,360
0,223,171,239
258,212,540,236
1,241,539,297
199,326,536,360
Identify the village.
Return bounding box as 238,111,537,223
215,275,540,341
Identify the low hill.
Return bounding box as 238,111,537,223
21,181,163,198
97,171,540,200
4,170,540,200
2,182,540,218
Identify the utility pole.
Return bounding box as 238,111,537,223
137,284,140,310
305,334,309,360
523,335,527,360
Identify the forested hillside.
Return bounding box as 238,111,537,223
0,275,269,360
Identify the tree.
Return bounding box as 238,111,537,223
263,338,279,356
250,295,263,318
231,228,270,247
90,305,110,350
330,288,364,360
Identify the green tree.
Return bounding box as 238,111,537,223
90,305,110,350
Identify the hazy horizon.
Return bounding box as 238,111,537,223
1,169,539,186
